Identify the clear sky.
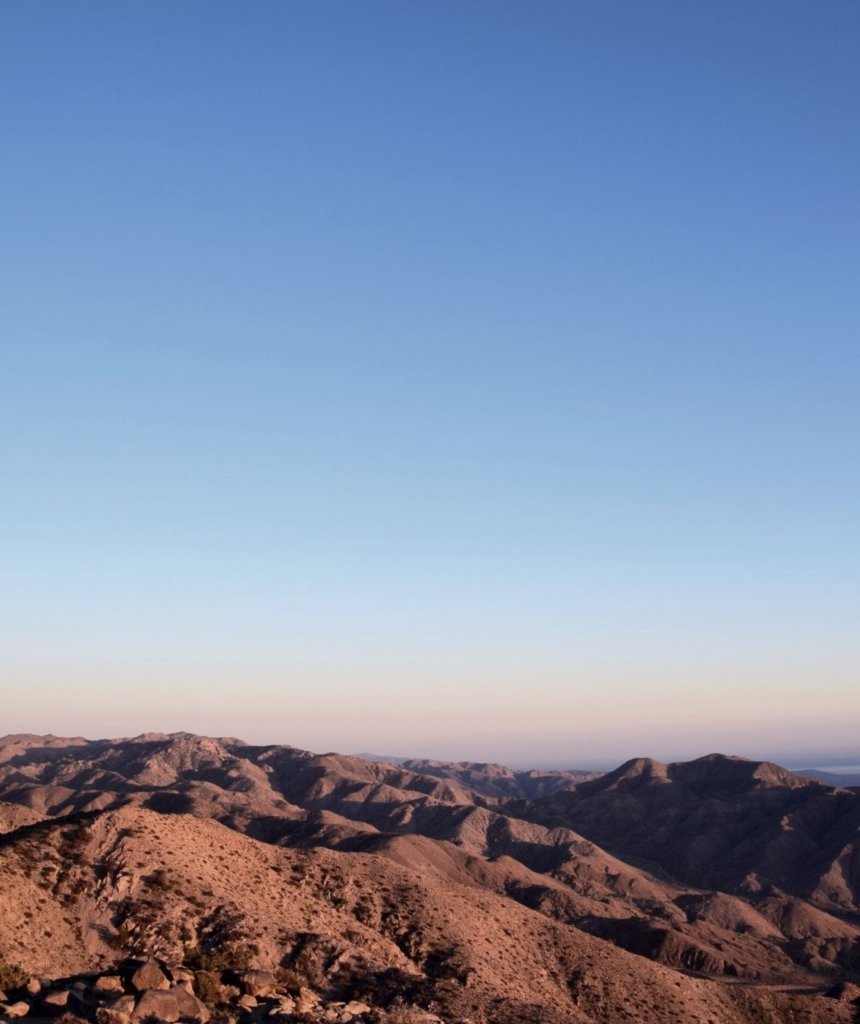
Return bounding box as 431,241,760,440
1,2,858,768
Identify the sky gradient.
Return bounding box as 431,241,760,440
2,2,858,767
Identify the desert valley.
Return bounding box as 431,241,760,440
0,733,858,1024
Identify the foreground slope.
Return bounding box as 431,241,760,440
0,803,856,1024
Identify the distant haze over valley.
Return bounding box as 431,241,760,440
3,683,859,772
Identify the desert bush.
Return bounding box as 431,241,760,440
275,965,305,994
184,904,257,973
54,1014,89,1024
381,1008,431,1024
352,896,377,925
185,942,255,973
60,820,92,864
144,868,171,891
112,896,155,955
0,958,29,991
193,970,223,1005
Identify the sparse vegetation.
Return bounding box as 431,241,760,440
144,867,171,891
184,904,258,973
381,1007,434,1024
55,1014,89,1024
192,969,223,1005
0,734,858,1024
0,957,29,991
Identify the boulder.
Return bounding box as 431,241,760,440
295,988,320,1016
94,976,126,994
110,995,137,1015
2,1001,30,1018
25,980,41,996
41,990,71,1011
237,994,258,1010
131,961,170,993
172,986,211,1023
133,989,180,1022
238,971,277,998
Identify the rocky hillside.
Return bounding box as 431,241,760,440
509,753,860,910
0,734,858,1024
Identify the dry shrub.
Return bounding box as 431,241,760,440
0,958,29,992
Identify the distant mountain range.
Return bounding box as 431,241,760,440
1,733,858,1023
795,768,860,787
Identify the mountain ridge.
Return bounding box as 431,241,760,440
1,733,858,1023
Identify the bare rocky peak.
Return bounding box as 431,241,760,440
581,756,671,790
674,752,816,794
578,753,814,798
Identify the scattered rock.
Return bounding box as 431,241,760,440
131,960,170,993
294,988,321,1016
2,1001,30,1018
132,989,180,1022
94,976,125,994
172,985,210,1023
110,995,137,1015
239,970,277,998
41,990,71,1010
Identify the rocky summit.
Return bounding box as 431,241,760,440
0,733,858,1023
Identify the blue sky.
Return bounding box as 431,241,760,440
1,2,858,765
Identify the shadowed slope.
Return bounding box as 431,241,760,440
514,753,860,910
